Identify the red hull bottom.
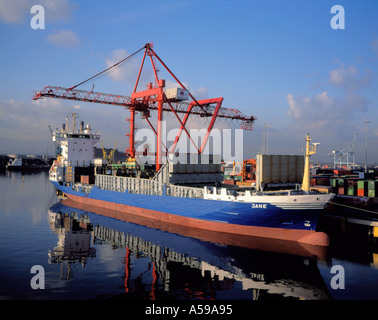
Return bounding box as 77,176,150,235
65,194,329,248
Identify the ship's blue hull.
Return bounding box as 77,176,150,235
51,181,322,232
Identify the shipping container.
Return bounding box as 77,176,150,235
368,180,378,190
368,180,378,197
334,170,351,176
236,181,253,186
357,180,366,189
256,154,304,188
338,186,345,195
356,180,368,197
223,179,235,185
311,176,329,186
81,175,89,184
368,190,376,198
330,178,338,187
164,87,189,101
347,187,356,196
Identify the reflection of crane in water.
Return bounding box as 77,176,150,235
328,133,358,170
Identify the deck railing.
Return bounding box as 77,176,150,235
95,174,203,199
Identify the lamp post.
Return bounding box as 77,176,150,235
364,120,370,174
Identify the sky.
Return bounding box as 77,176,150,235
0,0,377,164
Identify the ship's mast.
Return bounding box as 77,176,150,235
302,133,319,192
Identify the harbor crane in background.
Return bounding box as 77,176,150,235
328,133,358,170
101,140,117,164
33,43,256,171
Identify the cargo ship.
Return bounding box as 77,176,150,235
48,115,334,247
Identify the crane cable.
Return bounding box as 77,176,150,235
68,45,146,91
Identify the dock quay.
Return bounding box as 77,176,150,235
320,202,378,235
311,168,378,245
306,168,378,244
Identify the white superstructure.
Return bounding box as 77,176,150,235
203,187,334,210
49,114,100,182
53,129,100,167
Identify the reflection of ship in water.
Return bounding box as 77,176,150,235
48,210,96,279
48,202,331,300
94,224,330,300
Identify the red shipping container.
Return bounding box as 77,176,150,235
338,186,345,195
223,179,235,185
81,175,89,184
357,189,365,197
334,170,351,176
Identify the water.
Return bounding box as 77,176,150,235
1,171,378,300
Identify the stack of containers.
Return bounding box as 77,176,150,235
368,180,378,198
347,179,358,196
357,180,368,197
337,178,345,195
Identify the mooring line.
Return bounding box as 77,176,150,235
329,201,378,216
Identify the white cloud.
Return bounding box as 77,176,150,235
286,91,368,133
47,29,81,48
0,0,77,24
0,99,57,143
105,49,147,83
286,92,338,132
189,86,209,100
0,0,28,23
285,61,372,144
328,60,375,90
0,97,129,154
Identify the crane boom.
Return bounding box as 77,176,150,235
34,86,132,107
33,85,254,122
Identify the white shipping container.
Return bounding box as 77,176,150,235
164,88,189,101
256,154,304,190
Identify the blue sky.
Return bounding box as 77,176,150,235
0,0,377,164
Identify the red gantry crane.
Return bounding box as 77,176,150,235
33,43,256,171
